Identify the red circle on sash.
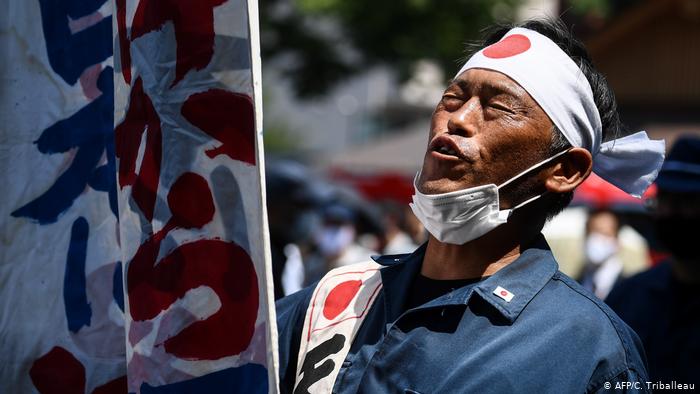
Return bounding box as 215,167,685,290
483,34,531,59
323,280,363,320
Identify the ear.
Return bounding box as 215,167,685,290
543,147,593,193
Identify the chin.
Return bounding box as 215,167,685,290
419,150,492,194
417,164,469,195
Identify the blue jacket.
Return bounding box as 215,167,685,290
606,261,700,388
277,236,650,393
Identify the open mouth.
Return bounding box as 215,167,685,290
429,135,463,160
434,145,459,157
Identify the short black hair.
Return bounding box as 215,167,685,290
470,18,623,220
585,208,621,235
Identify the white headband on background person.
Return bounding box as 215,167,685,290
456,27,665,198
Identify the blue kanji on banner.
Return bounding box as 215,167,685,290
12,0,115,224
38,0,112,85
63,217,92,332
18,2,127,391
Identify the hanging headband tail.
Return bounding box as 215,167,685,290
593,131,666,198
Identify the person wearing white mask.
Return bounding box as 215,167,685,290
277,18,664,394
579,209,623,300
304,203,376,285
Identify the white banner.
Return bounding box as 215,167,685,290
1,0,277,392
113,0,278,392
1,0,126,392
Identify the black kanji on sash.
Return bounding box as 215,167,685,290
294,334,346,394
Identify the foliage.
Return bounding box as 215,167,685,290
567,0,611,17
260,0,522,98
263,121,302,154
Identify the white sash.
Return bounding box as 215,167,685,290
293,260,384,394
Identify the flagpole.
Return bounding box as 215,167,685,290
247,0,281,392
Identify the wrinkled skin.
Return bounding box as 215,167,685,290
418,68,581,207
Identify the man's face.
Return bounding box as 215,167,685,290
418,68,554,202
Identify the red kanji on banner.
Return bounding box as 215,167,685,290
182,89,256,165
114,77,162,222
30,347,127,394
121,0,227,87
127,173,258,360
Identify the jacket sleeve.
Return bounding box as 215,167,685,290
276,285,316,394
588,317,651,394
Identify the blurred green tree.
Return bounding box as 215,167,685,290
260,0,522,98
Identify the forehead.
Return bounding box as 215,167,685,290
450,68,530,98
448,68,552,132
587,212,619,233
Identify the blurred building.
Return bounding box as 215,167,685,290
262,64,396,158
585,0,700,147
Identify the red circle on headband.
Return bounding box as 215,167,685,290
483,34,531,58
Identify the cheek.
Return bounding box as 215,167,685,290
495,115,549,149
478,121,549,180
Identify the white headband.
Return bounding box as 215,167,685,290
457,27,665,197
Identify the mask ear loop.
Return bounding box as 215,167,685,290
497,148,573,191
498,193,546,221
496,148,573,219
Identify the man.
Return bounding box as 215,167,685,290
277,19,665,393
606,136,700,389
579,209,624,300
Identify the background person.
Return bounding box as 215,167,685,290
578,209,624,299
378,200,420,254
606,135,700,388
266,160,328,299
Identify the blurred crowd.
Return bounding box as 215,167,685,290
265,160,427,298
267,135,700,386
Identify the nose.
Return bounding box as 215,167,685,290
447,97,480,137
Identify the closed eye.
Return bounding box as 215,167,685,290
441,95,464,111
488,102,515,114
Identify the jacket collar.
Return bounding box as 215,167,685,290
372,242,427,323
371,234,558,325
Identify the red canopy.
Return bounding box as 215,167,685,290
572,173,656,209
329,169,415,204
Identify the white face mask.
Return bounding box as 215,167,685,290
584,232,618,265
410,149,570,245
315,225,355,256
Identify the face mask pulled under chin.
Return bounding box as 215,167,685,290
410,149,570,245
